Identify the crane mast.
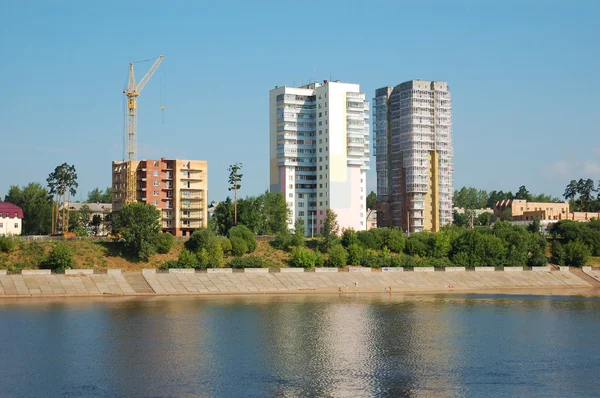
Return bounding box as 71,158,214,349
123,55,165,203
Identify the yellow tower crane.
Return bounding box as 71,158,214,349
123,54,165,203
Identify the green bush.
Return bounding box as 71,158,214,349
341,229,359,247
74,228,88,237
155,232,175,254
177,249,198,268
385,229,406,253
291,246,316,268
228,255,268,269
291,218,306,247
230,236,249,256
357,230,377,250
551,241,566,266
42,243,75,272
272,230,291,251
0,236,17,253
326,245,347,267
452,252,470,267
199,243,224,269
528,251,548,267
185,228,216,252
424,257,453,268
314,249,325,267
229,225,257,253
362,249,382,268
564,240,591,267
399,254,417,268
217,236,232,255
388,256,403,267
161,260,178,269
405,237,428,257
138,240,156,262
346,243,364,265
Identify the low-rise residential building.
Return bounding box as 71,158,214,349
494,199,569,221
112,158,208,236
0,202,23,236
366,209,377,230
65,202,112,236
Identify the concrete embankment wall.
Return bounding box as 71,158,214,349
0,268,594,297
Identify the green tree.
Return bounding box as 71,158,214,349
260,191,289,234
347,243,364,265
237,196,262,233
86,187,111,203
154,232,175,254
563,240,591,267
186,228,217,252
366,191,377,210
291,218,305,247
68,211,82,233
453,210,470,227
112,203,161,261
46,163,78,234
228,162,243,225
341,228,359,247
42,243,75,272
382,228,406,253
319,209,340,252
177,249,198,268
291,246,316,268
4,183,53,235
212,198,235,235
230,236,249,256
475,212,493,227
515,185,532,201
79,204,92,227
229,225,257,253
326,244,347,266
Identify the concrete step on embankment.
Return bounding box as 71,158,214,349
123,272,155,293
569,268,600,287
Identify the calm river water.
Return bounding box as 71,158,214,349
0,294,599,397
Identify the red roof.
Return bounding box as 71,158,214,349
0,202,24,219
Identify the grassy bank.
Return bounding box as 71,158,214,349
0,239,292,272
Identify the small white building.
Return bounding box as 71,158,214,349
0,202,23,236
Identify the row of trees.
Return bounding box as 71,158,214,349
285,209,553,268
453,185,561,210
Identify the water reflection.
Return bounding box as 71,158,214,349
0,295,599,397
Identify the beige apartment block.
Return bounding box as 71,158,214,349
112,158,208,236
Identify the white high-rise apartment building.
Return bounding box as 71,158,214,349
373,80,453,233
270,80,370,235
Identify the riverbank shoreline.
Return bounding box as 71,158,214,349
2,268,600,300
1,287,600,301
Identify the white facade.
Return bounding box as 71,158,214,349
270,81,370,235
0,216,22,236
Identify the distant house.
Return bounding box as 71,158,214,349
366,209,377,230
65,202,112,236
0,202,23,236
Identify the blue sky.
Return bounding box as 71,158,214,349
1,0,598,202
